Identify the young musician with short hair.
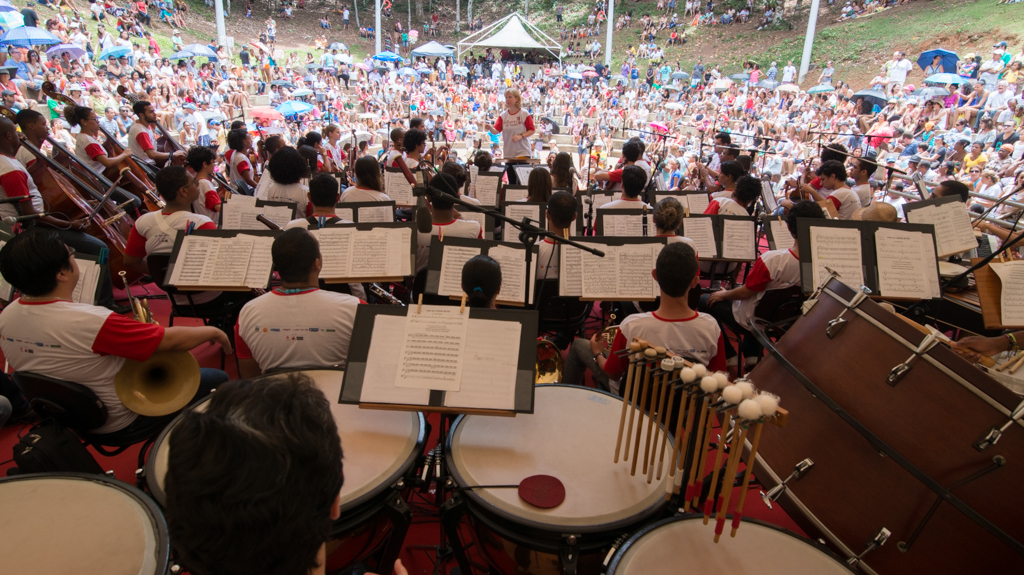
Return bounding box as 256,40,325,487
130,100,185,165
780,160,859,219
563,242,727,393
0,229,230,436
401,129,427,170
704,174,759,215
594,139,645,190
385,127,405,168
285,174,352,230
226,128,258,190
164,373,407,575
416,173,483,272
536,191,577,280
600,165,652,210
462,254,501,308
234,228,362,378
185,145,222,220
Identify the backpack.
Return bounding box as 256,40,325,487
9,420,103,475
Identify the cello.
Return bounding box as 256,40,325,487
117,86,187,169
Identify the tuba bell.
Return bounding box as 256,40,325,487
113,271,202,416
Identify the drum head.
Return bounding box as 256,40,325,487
608,516,854,575
0,473,169,575
148,370,424,510
447,385,668,532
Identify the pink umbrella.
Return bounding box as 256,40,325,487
354,62,372,71
867,125,894,148
249,106,284,121
650,121,669,132
582,70,598,78
545,68,561,75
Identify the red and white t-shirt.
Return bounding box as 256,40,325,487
603,311,727,379
732,248,801,326
704,196,748,216
416,219,483,272
256,180,309,215
125,210,218,304
340,186,391,203
234,288,361,372
127,122,157,163
75,132,108,174
826,187,861,220
600,197,652,210
192,178,222,221
0,300,165,433
0,154,44,219
225,149,253,184
495,108,535,158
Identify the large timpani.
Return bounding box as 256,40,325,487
0,473,170,575
144,369,425,572
446,384,670,575
606,516,854,574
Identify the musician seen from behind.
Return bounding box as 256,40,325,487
0,229,230,438
165,373,407,575
256,146,312,213
536,191,578,280
598,165,652,210
235,228,361,378
651,197,698,254
700,200,825,374
462,254,502,309
286,173,352,230
562,242,727,394
129,101,186,166
704,174,760,216
416,172,483,272
340,156,389,203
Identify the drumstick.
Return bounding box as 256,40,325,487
730,399,767,537
703,385,742,524
690,372,730,510
1009,352,1024,374
646,357,673,483
655,359,686,481
714,422,750,543
631,348,659,476
623,341,650,462
614,342,643,463
668,364,703,480
995,351,1020,372
683,377,717,510
642,348,668,478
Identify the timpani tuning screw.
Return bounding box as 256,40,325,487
761,458,814,508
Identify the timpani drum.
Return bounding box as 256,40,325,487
0,472,170,575
606,516,854,575
144,369,426,572
748,278,1024,575
445,384,670,575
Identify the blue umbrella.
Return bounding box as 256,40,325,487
917,49,959,74
291,88,313,97
46,43,86,59
276,100,315,116
807,84,835,94
99,45,131,60
415,68,431,75
182,44,217,58
397,67,417,77
0,0,19,13
372,51,403,62
924,72,966,85
168,50,195,60
0,11,23,28
0,26,59,48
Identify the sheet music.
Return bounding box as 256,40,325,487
920,233,942,299
223,201,295,231
505,204,541,226
769,219,794,250
260,205,296,230
460,211,488,234
761,181,778,212
438,245,481,296
906,202,978,257
560,243,584,296
387,228,413,276
488,245,531,305
351,229,390,277
71,259,101,305
444,319,521,410
312,227,354,278
504,187,528,203
721,219,756,260
514,165,535,185
384,169,415,206
204,236,254,285
581,245,619,298
359,205,393,222
989,261,1024,326
686,193,710,214
361,314,431,405
682,218,717,258
617,244,658,298
592,193,614,208
337,207,355,221
229,194,258,207
875,228,933,299
395,305,469,391
810,226,864,289
168,236,213,286
604,214,644,237
474,173,501,206
243,236,275,288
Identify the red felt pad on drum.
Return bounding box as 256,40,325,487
518,475,565,508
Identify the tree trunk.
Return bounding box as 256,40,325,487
353,0,360,28
467,0,472,29
416,0,423,19
455,0,460,32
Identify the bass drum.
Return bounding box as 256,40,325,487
446,384,670,575
607,515,854,574
749,278,1024,575
144,369,425,573
0,472,170,575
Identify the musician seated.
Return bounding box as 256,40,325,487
399,128,426,171
462,254,501,309
255,146,311,215
65,105,133,175
130,101,185,166
441,161,481,206
700,200,825,372
778,160,860,220
594,139,645,192
933,179,971,203
599,165,652,210
164,373,407,575
0,229,230,437
416,173,483,272
185,145,222,221
235,229,361,378
652,197,698,254
521,166,552,203
285,174,352,230
384,127,405,167
339,156,389,203
562,243,727,394
704,174,759,215
537,191,577,280
225,128,258,192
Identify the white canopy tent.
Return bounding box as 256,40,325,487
456,13,562,62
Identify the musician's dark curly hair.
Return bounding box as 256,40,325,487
186,145,216,173
267,146,310,185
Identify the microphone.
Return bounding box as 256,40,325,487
2,212,51,225
415,205,433,233
0,196,33,205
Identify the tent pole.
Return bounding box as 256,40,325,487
605,0,614,67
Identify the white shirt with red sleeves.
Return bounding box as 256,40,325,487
192,178,221,221
704,196,748,216
234,288,361,372
0,154,44,220
255,180,308,212
75,132,107,174
125,210,219,304
827,187,861,220
0,299,165,433
495,108,535,159
416,218,484,272
340,186,391,203
602,311,726,379
599,197,652,210
225,149,253,184
732,248,801,327
128,122,157,163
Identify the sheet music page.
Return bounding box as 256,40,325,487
721,219,756,260
337,207,355,221
582,245,619,298
686,193,710,214
233,205,266,230
444,319,522,410
261,205,295,229
504,187,528,203
231,195,258,207
385,228,412,276
488,245,528,305
505,204,541,226
243,236,275,288
514,165,534,185
71,259,100,305
617,244,656,298
810,226,864,289
438,245,481,296
875,228,931,299
560,244,583,296
682,218,717,258
656,194,686,210
769,219,794,250
350,229,390,277
989,261,1024,326
169,236,214,286
468,164,480,197
919,233,942,299
359,206,393,222
460,211,488,232
908,203,977,257
384,170,415,206
220,201,244,229
202,236,254,286
394,305,469,391
360,314,431,405
314,227,354,278
475,174,500,206
593,194,614,208
606,214,645,237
